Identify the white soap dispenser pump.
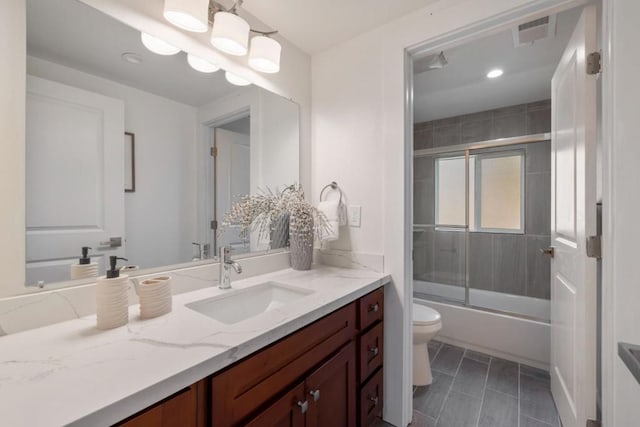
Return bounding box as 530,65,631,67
70,246,98,280
96,256,130,330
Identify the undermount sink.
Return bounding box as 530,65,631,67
185,282,314,325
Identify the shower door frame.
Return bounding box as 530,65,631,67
414,132,551,321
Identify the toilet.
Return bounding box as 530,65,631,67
413,303,442,386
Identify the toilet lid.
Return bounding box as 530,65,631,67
413,304,441,326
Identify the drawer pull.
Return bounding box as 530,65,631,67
368,303,379,313
309,389,321,402
368,395,379,405
368,346,379,356
297,400,308,414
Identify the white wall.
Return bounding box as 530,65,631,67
602,0,640,425
0,0,26,297
311,0,584,425
26,56,198,272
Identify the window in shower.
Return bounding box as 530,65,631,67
435,151,524,233
475,151,524,233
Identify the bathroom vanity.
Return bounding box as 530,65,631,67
0,266,389,426
119,287,384,427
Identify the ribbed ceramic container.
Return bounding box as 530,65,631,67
96,275,129,330
289,229,313,270
271,213,290,249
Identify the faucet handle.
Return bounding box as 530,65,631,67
219,246,231,262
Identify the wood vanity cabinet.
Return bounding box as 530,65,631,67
356,288,384,427
116,381,208,427
212,287,385,427
115,287,384,427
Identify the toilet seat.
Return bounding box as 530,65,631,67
413,304,441,326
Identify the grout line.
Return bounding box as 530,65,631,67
434,347,466,423
522,414,555,427
474,356,492,427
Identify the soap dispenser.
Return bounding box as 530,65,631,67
70,246,98,280
96,256,130,330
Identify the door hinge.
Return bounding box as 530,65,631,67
210,220,218,230
587,51,601,75
586,235,602,259
210,146,217,157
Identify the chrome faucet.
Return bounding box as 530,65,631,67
219,246,242,289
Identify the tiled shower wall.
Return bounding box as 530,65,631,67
413,100,552,299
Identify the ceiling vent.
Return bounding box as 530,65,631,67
512,15,557,47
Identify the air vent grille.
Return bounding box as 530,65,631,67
519,16,550,31
513,15,556,47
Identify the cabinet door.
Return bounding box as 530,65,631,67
306,341,357,427
244,383,306,427
118,384,198,427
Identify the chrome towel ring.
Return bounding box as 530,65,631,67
319,181,343,204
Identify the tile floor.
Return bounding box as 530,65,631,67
410,340,561,427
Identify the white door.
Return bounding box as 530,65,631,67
26,76,125,285
549,6,597,427
214,128,250,254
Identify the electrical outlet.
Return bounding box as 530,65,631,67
348,205,362,227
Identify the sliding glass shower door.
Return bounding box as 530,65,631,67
413,138,551,321
413,152,467,305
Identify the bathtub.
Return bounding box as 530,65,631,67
413,280,550,321
414,280,551,369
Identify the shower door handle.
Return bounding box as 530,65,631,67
540,247,555,258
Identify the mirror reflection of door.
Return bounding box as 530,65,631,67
213,118,250,255
25,76,125,285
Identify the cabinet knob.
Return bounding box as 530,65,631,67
368,346,379,356
368,303,379,313
368,395,379,405
297,400,308,414
309,389,321,402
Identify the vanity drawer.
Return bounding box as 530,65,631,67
211,302,357,426
359,367,383,427
358,288,384,331
358,322,383,383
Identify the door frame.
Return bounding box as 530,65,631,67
403,0,614,425
197,107,250,258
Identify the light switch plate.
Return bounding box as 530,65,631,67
348,205,361,227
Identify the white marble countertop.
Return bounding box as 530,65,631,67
0,266,390,427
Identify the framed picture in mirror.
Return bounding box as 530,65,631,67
125,132,135,192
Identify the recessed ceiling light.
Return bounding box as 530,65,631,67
487,69,504,79
121,52,143,64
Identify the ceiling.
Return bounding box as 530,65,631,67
413,7,582,123
27,0,239,107
242,0,439,54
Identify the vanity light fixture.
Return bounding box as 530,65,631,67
210,11,250,56
225,71,251,86
140,32,181,55
160,0,282,74
248,34,281,73
163,0,209,33
487,68,504,79
187,53,220,73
